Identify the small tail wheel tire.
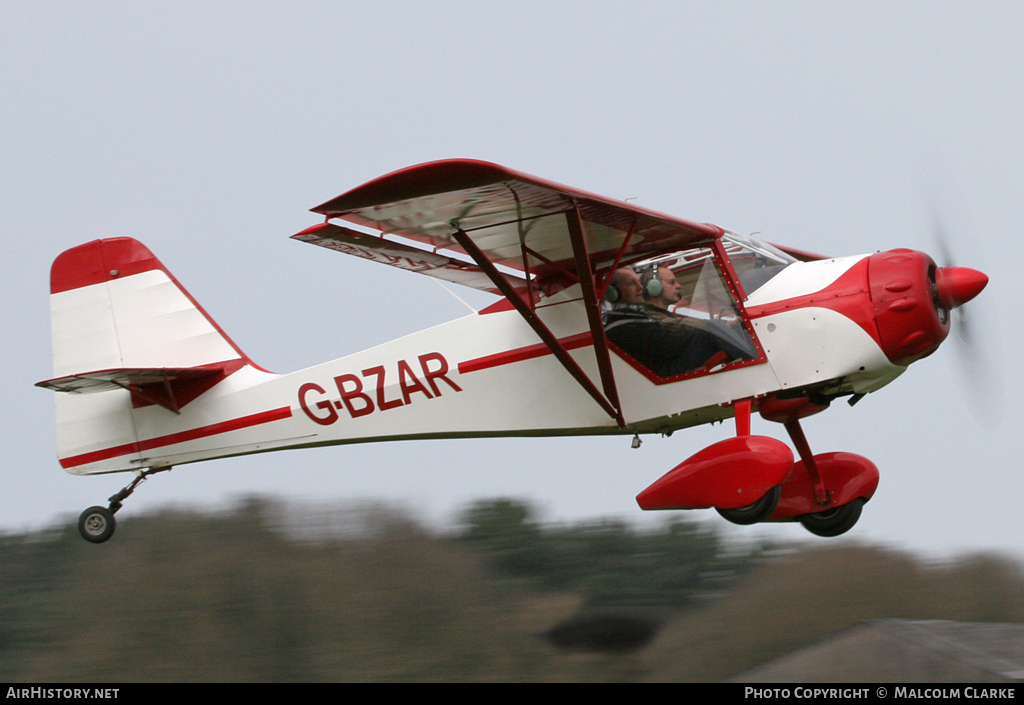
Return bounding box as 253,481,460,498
79,506,116,543
798,498,865,537
716,485,782,525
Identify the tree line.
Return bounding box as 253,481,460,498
1,497,1021,681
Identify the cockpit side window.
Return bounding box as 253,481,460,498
603,244,761,381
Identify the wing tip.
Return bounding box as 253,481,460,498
312,159,514,216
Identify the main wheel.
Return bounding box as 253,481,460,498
716,485,781,525
798,498,864,537
78,506,116,543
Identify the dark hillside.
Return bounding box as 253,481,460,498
642,545,1024,681
2,498,1022,682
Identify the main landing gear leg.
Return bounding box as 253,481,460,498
781,419,868,537
783,419,830,507
77,467,172,544
715,399,783,525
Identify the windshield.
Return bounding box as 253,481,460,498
720,232,796,295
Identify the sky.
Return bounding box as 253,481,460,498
3,1,1022,559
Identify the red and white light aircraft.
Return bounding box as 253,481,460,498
37,160,988,543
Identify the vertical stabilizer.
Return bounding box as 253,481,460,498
49,238,247,375
40,238,262,474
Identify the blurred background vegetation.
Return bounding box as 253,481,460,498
2,497,1022,682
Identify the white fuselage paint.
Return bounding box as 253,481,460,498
52,255,905,475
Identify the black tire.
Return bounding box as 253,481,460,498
798,498,864,537
78,506,116,543
716,485,781,525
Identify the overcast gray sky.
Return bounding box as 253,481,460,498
3,1,1021,558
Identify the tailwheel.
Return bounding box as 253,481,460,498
76,467,172,544
798,498,865,537
78,506,116,543
716,485,782,525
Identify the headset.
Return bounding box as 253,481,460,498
605,265,668,303
604,268,641,304
604,282,622,304
640,264,664,299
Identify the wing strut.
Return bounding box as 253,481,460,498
564,205,625,426
452,227,625,426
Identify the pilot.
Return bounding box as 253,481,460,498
640,264,684,311
604,265,753,377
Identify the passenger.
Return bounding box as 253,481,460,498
605,266,644,306
604,265,753,377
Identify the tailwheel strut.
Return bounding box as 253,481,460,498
77,467,172,544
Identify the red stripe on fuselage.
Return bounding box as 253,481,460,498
458,332,593,374
59,406,294,469
59,441,141,470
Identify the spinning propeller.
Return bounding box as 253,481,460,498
931,219,999,427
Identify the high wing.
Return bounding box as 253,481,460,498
304,159,723,297
292,222,527,297
296,159,729,427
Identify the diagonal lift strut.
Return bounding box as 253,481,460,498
452,213,625,426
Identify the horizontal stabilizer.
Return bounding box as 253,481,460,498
37,360,244,412
292,222,527,295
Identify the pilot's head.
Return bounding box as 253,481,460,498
608,267,644,305
642,265,682,310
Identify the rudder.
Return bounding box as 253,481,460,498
48,238,248,375
38,238,260,473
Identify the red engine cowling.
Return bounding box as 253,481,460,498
868,249,951,365
636,436,794,510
